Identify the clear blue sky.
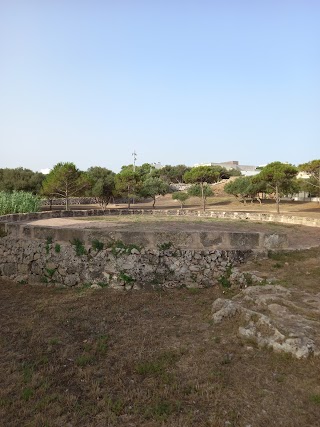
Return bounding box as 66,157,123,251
1,0,319,172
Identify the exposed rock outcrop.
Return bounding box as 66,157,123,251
212,285,320,358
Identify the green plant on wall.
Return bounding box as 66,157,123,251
45,236,53,254
92,239,104,251
45,267,56,278
119,271,135,286
70,238,87,256
0,226,7,238
107,240,141,257
157,242,173,251
217,264,233,288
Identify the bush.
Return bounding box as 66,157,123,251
0,191,41,215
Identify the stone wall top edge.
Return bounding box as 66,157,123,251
0,209,320,228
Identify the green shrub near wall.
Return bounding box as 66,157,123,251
0,191,41,215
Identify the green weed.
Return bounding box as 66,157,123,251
218,264,233,288
158,241,173,250
45,236,53,254
22,387,34,401
310,394,320,404
70,238,87,256
119,271,135,285
76,354,95,367
107,240,141,256
92,239,104,251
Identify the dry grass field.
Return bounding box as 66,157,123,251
1,195,320,426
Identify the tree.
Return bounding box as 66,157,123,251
172,191,189,209
299,160,320,204
153,164,191,183
86,167,115,209
224,177,265,204
41,163,90,210
139,177,170,208
184,166,219,211
187,184,213,211
114,169,141,208
0,168,45,194
254,162,298,213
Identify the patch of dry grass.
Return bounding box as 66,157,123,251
1,245,320,427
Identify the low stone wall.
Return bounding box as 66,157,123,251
0,208,308,289
0,235,254,289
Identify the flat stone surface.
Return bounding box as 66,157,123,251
23,217,320,249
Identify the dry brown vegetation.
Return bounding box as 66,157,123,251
2,197,320,426
1,246,320,426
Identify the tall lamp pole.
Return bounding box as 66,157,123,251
132,150,137,172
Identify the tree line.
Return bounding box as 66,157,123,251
0,163,240,211
1,160,320,213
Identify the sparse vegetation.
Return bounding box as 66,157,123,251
70,238,87,256
107,240,141,256
92,239,104,251
218,264,233,288
45,236,53,254
157,241,173,250
119,271,135,285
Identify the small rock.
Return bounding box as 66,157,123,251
90,284,102,290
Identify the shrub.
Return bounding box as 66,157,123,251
0,191,41,215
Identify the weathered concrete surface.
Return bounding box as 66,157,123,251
212,285,320,358
2,217,289,250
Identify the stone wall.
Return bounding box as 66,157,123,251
0,208,301,289
0,235,253,289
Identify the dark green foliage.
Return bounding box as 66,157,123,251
54,243,61,253
184,166,218,211
158,241,173,250
119,271,135,284
0,226,7,238
45,268,56,278
224,176,265,204
91,239,104,251
139,177,170,208
0,168,45,194
218,265,233,288
299,159,320,201
172,191,189,208
86,167,115,208
45,237,53,254
187,183,213,211
70,238,87,256
152,164,191,183
114,168,142,208
254,162,298,213
41,162,91,211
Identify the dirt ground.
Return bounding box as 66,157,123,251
2,196,320,426
1,246,320,427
